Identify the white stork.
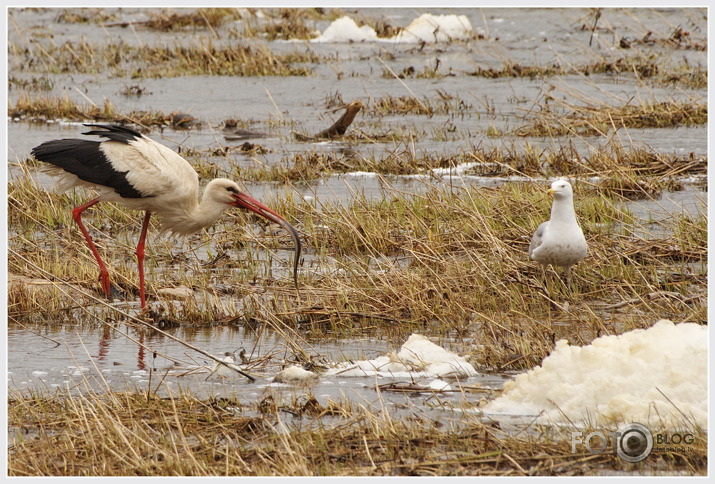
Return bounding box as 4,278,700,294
528,179,588,287
31,124,301,309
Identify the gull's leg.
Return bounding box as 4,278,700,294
566,266,573,291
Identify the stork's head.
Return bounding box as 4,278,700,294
203,179,243,207
205,178,288,227
547,179,574,200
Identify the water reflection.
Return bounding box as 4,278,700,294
8,322,506,422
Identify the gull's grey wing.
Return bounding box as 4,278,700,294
528,221,548,259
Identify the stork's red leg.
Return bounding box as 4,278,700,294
72,198,113,298
136,211,152,309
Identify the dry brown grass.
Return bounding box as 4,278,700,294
9,163,706,368
137,8,243,31
200,140,705,186
8,93,194,128
9,39,322,78
9,384,706,476
514,99,707,137
8,136,707,477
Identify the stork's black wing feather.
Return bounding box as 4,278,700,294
81,123,143,143
31,130,143,199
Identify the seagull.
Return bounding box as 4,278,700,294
31,124,301,308
529,179,588,287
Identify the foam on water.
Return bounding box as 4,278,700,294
273,365,319,383
326,333,478,379
311,16,379,43
484,320,707,429
391,13,473,43
311,13,473,44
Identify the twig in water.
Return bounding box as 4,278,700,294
589,9,602,47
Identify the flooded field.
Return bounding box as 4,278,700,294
6,6,708,477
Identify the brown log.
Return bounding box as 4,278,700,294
293,100,364,141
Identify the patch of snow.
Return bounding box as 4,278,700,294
208,356,247,379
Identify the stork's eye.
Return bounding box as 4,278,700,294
226,186,238,193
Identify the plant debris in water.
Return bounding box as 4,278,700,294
516,101,707,137
9,39,322,78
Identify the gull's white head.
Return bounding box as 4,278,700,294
548,179,574,200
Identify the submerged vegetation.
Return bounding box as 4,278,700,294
196,141,705,189
9,161,707,358
8,93,203,128
466,58,706,89
515,99,707,137
9,39,321,78
16,39,701,86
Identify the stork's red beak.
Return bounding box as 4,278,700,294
231,192,285,222
231,192,302,288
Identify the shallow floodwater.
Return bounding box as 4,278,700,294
7,7,708,424
8,323,509,425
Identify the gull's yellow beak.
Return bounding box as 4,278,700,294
547,188,556,196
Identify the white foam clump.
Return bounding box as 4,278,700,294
392,14,473,43
273,365,319,384
344,171,378,178
429,379,453,391
431,161,480,177
485,320,707,429
326,334,477,378
208,356,245,378
311,16,378,43
311,14,472,44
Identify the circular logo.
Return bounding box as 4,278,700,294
615,423,653,463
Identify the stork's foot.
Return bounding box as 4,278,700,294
98,271,112,298
97,271,124,301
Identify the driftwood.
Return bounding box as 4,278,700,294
376,382,490,394
224,129,268,141
166,111,200,128
221,119,269,141
293,100,364,141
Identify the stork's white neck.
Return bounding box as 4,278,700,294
157,190,231,236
